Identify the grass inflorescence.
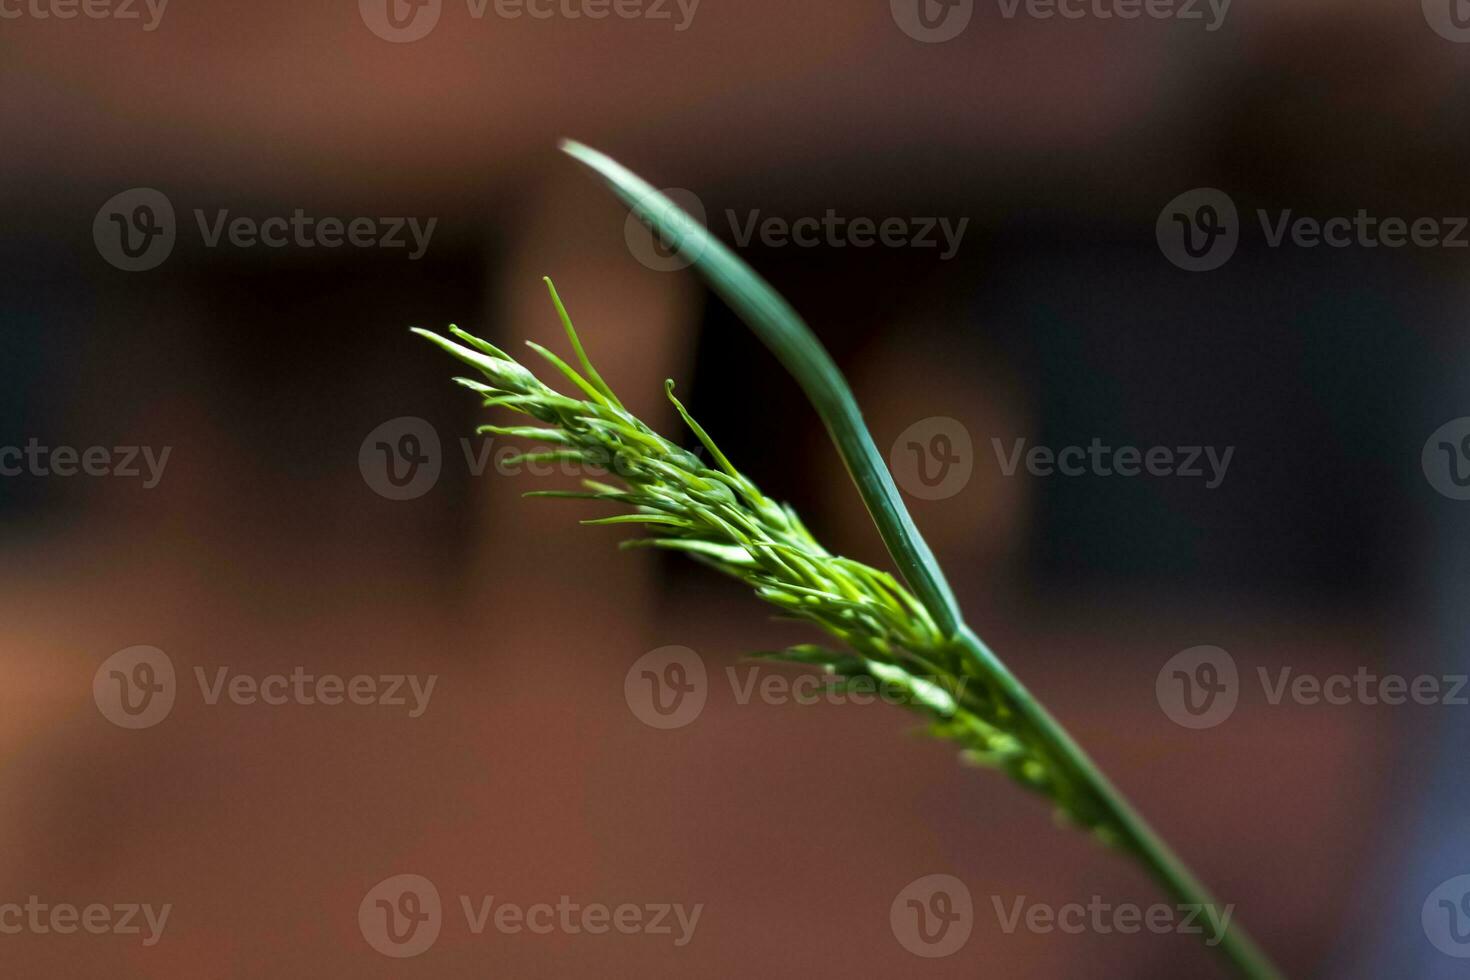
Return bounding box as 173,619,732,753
417,222,1282,978
417,281,1155,832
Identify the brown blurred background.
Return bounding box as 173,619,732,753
4,1,1470,977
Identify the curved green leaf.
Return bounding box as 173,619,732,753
559,139,961,638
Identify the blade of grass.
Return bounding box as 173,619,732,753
560,138,961,640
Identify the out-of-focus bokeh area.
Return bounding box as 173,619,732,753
4,2,1470,976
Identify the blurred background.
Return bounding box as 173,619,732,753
3,1,1470,976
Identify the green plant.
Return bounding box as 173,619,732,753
414,142,1283,979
